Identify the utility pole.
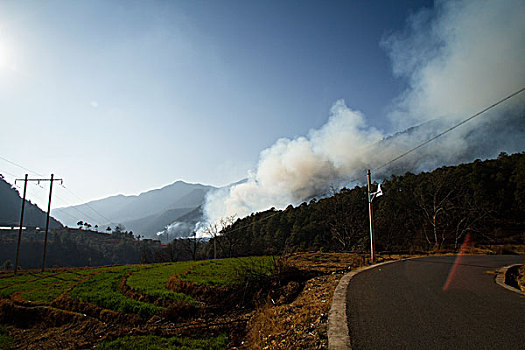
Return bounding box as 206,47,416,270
42,174,63,272
367,170,383,263
14,174,62,274
367,170,375,263
14,174,28,275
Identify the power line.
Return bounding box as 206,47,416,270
3,87,524,239
48,203,78,221
218,87,525,236
0,168,20,179
53,192,102,224
373,86,525,172
0,155,44,177
59,185,112,223
0,157,107,225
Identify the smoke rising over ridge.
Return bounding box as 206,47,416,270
383,0,525,128
203,0,525,227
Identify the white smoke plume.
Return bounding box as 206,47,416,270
156,221,194,240
204,102,383,222
203,0,525,227
383,0,525,128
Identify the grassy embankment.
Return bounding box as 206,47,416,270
0,325,13,350
126,261,199,304
94,334,228,350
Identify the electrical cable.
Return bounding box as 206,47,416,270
2,87,523,237
373,86,525,172
0,155,44,177
0,158,106,225
216,86,525,236
59,185,112,223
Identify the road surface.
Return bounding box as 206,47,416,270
347,255,524,349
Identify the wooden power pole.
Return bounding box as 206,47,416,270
367,170,375,263
42,174,62,272
14,174,28,275
14,174,62,274
367,169,383,263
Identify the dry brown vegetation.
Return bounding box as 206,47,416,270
2,250,510,349
0,253,374,349
518,265,525,292
241,252,410,349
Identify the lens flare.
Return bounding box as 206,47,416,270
443,233,472,291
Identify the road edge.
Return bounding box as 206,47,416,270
327,259,404,350
495,264,525,296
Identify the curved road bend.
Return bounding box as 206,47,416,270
347,255,524,350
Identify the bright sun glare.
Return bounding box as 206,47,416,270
0,40,14,70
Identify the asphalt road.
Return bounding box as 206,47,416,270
347,255,524,350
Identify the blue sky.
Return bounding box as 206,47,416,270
0,0,479,209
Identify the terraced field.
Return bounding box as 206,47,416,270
0,257,276,349
126,261,199,305
0,267,117,302
181,256,275,287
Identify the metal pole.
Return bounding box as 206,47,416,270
14,174,28,275
42,174,54,272
367,169,375,263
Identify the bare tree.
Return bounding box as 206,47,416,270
414,173,455,250
446,185,491,250
203,215,238,258
203,223,220,259
327,187,367,251
218,215,238,258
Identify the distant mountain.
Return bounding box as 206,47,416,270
0,175,63,229
152,181,250,240
51,180,216,237
120,207,195,238
159,206,205,240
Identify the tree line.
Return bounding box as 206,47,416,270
0,226,161,269
4,152,523,268
172,151,524,259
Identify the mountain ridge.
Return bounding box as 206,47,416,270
51,180,217,232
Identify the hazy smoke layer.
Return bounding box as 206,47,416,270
384,0,525,128
203,0,525,227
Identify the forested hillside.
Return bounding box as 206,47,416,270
4,153,524,269
194,152,525,258
0,227,161,269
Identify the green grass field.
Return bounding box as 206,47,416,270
0,257,276,320
180,256,276,287
0,326,13,350
0,272,53,289
69,267,163,318
0,266,127,302
0,257,278,349
94,334,228,350
2,271,82,301
126,262,198,304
